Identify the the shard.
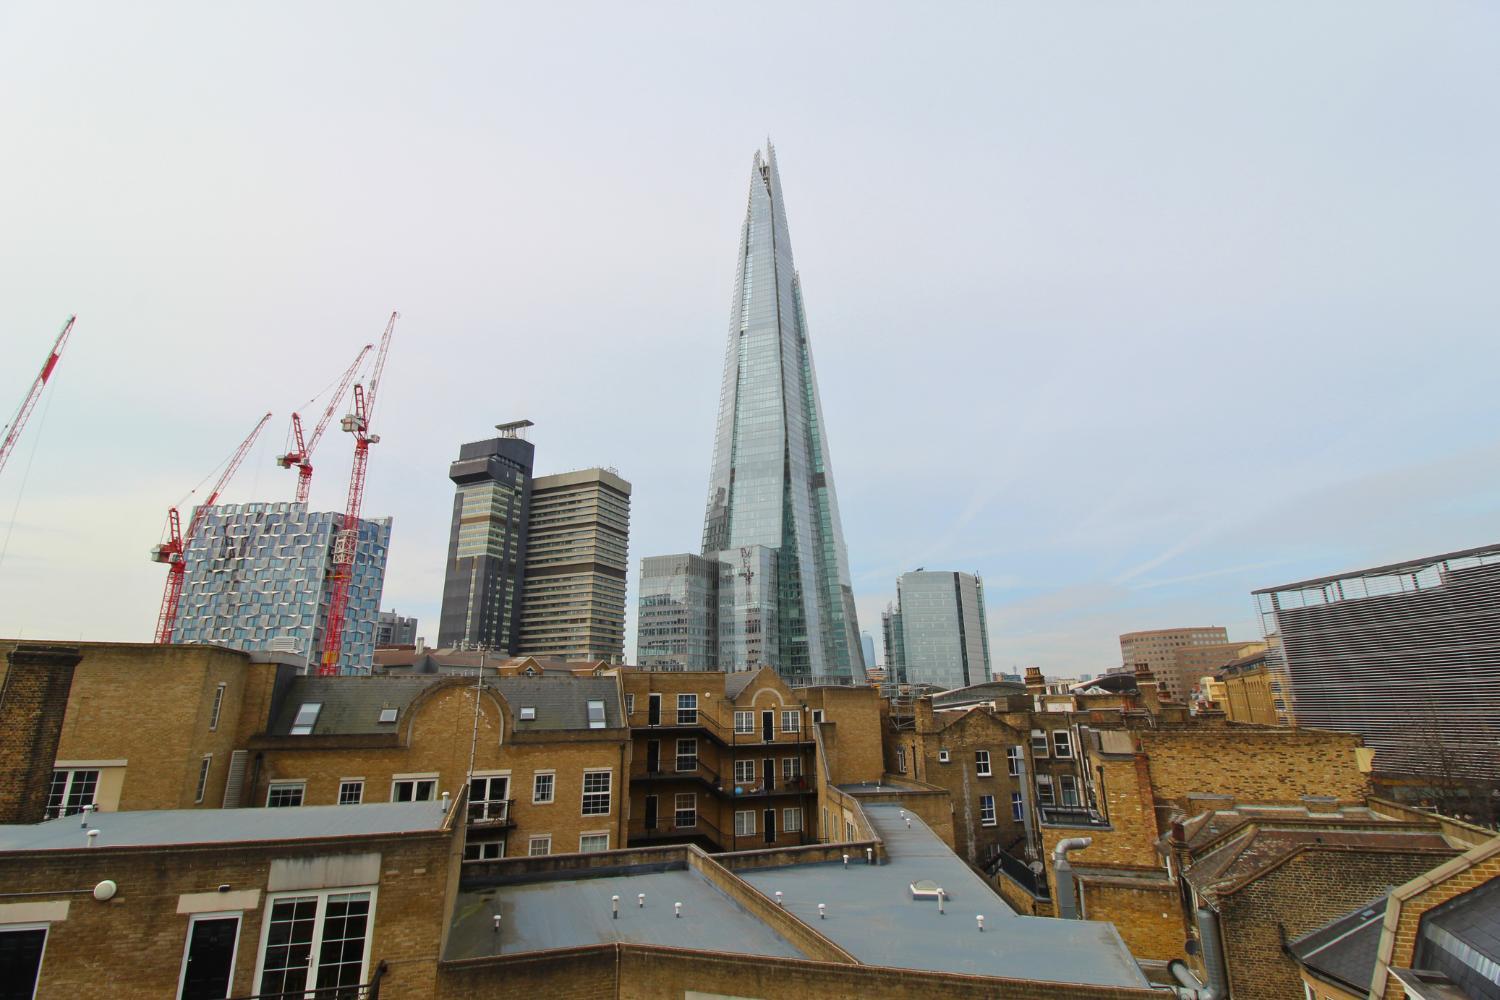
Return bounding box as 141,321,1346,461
700,143,864,683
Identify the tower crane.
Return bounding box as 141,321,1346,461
319,312,398,675
0,316,76,482
151,412,273,644
276,344,373,503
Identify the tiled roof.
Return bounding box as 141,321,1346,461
492,675,623,732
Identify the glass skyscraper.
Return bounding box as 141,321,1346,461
636,144,864,683
699,143,864,684
890,570,992,691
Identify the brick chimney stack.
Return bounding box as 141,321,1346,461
1024,666,1046,696
0,645,82,824
1133,662,1161,714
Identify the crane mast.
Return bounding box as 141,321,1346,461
151,412,273,644
277,344,373,504
0,316,76,481
319,312,397,674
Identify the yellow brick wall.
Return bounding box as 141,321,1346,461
1077,880,1182,961
1377,848,1500,1000
1139,728,1368,806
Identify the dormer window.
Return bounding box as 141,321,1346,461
587,700,606,729
520,707,536,721
523,666,537,677
377,708,398,724
290,703,321,735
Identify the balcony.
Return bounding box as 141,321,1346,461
1038,805,1109,829
229,962,386,1000
467,798,516,828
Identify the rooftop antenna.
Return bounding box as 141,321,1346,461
495,419,534,440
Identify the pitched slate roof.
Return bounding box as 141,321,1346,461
1290,896,1389,993
491,675,623,731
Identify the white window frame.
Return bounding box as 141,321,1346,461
810,709,824,724
734,759,756,784
528,835,552,856
289,702,321,736
194,754,213,804
532,770,555,805
469,772,511,822
390,774,438,803
1053,730,1073,759
1011,791,1024,821
1,922,51,1000
579,832,609,853
675,738,698,773
674,792,697,829
980,794,997,827
937,749,951,763
587,700,607,730
1060,774,1081,807
252,887,377,993
782,807,803,833
677,693,698,725
45,768,99,819
177,911,242,1000
266,781,305,808
780,710,800,733
463,840,505,862
208,683,227,732
735,810,756,836
1006,745,1022,776
1037,775,1056,807
896,746,907,773
1031,729,1049,757
781,757,802,782
975,750,992,777
581,769,612,816
624,694,635,717
338,779,364,805
734,710,755,734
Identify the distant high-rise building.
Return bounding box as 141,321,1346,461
637,553,720,671
889,571,991,690
1255,545,1500,782
637,143,864,683
861,632,877,670
517,468,632,663
376,610,418,647
437,422,535,651
881,604,906,684
173,501,390,672
1118,627,1230,705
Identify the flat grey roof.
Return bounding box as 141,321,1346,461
447,868,805,961
738,804,1149,988
0,802,450,852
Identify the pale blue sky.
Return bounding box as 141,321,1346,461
1,2,1497,674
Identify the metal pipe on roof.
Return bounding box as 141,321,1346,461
1052,836,1092,919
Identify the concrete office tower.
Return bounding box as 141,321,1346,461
699,143,864,684
637,553,720,671
437,422,535,652
1118,627,1230,704
173,502,391,672
891,571,992,690
376,610,418,648
881,604,906,684
518,468,632,663
1255,544,1500,782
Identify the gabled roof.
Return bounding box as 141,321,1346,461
1289,896,1390,994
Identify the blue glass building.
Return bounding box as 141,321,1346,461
172,502,391,673
699,144,863,684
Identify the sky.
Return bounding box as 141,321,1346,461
1,2,1498,677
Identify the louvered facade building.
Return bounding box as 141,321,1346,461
1254,544,1500,782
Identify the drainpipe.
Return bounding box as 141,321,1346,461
1051,836,1091,919
1168,908,1229,999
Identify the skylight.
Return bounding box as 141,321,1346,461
587,700,606,729
520,707,536,721
378,707,398,724
290,702,322,735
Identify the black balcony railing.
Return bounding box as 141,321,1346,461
990,849,1050,898
1039,805,1109,828
228,961,386,1000
467,798,515,826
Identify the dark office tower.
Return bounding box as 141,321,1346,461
437,421,535,652
700,143,864,684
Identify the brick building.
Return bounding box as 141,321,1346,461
1216,648,1287,726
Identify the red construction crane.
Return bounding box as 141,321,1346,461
319,312,398,674
151,412,273,644
0,316,76,482
276,343,373,504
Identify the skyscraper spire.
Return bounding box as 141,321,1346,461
701,144,864,683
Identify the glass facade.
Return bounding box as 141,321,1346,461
699,144,863,684
173,502,391,673
891,571,992,691
636,553,719,671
